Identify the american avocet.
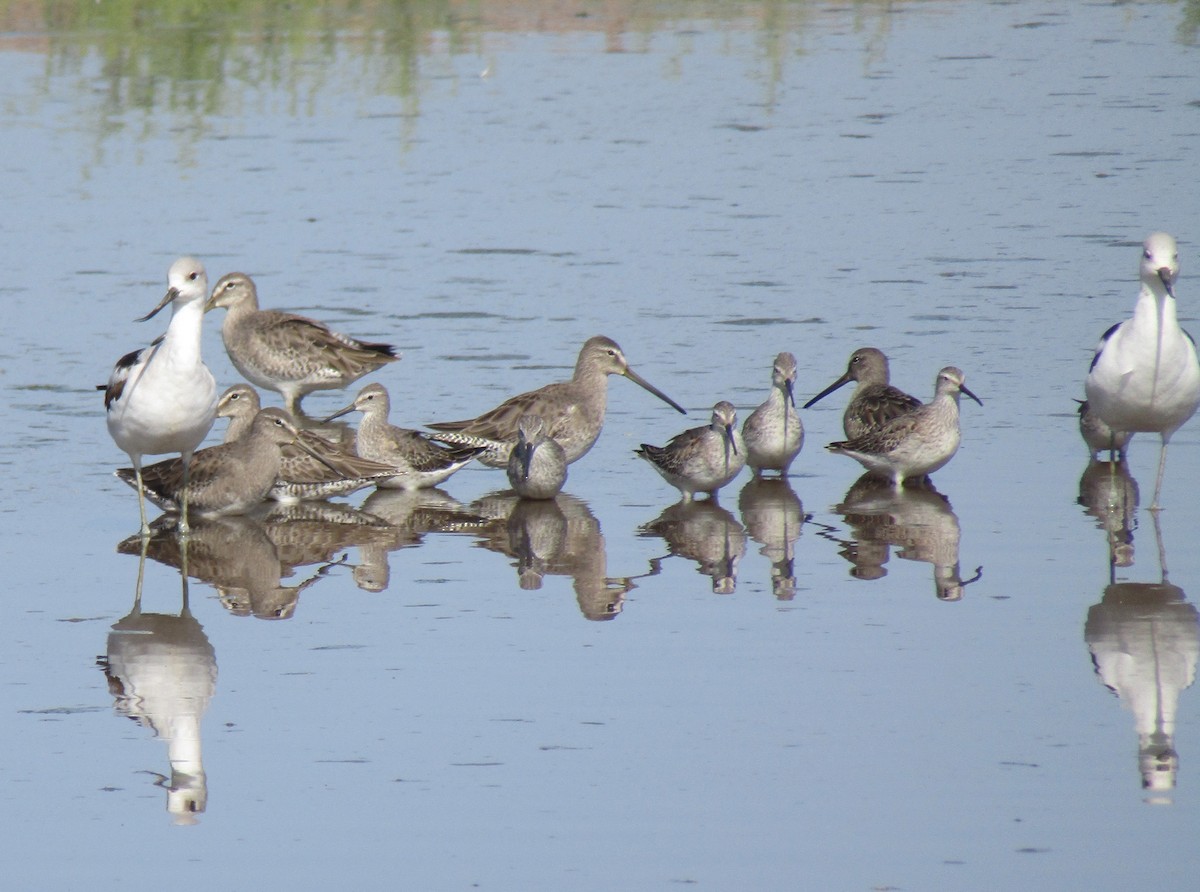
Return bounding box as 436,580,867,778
1084,232,1200,509
103,256,217,535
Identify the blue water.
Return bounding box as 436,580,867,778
2,2,1199,888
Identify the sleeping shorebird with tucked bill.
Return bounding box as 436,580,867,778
826,367,981,489
325,383,485,490
204,272,399,415
636,401,746,502
116,408,336,519
427,335,686,467
804,347,922,439
102,256,218,536
216,384,397,501
506,414,568,500
742,351,803,477
1085,232,1200,510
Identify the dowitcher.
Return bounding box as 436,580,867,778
742,351,803,477
803,347,921,439
1077,398,1131,460
216,384,397,501
1085,232,1200,509
116,408,334,519
324,382,485,490
204,272,399,415
427,335,685,467
826,367,981,488
636,400,746,502
506,414,568,500
102,256,218,536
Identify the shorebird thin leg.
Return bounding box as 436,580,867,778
1152,508,1168,578
1150,436,1170,512
179,452,193,536
180,534,192,614
133,535,149,613
134,460,151,538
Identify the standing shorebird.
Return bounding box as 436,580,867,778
742,351,803,477
103,256,218,536
826,367,981,488
116,408,334,519
204,272,399,415
506,414,568,500
804,347,922,439
427,335,686,467
1085,232,1200,510
1076,399,1132,461
636,401,746,502
215,384,396,502
324,383,485,491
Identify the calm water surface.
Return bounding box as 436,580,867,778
3,1,1200,888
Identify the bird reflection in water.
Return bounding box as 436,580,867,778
1084,512,1199,799
737,477,806,599
469,491,634,620
119,508,373,619
354,487,489,592
1077,458,1139,568
98,538,215,823
830,474,980,601
257,500,395,596
639,499,748,595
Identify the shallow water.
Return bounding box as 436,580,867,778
3,0,1200,888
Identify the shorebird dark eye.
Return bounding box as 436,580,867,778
1144,250,1152,260
188,271,199,280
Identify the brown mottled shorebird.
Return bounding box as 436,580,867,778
1076,399,1131,460
204,272,398,415
102,256,218,536
742,351,803,477
427,335,685,467
116,408,336,518
325,383,484,490
636,401,746,502
506,414,568,500
216,384,397,501
804,347,921,439
826,367,981,488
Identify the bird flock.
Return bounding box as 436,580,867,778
102,233,1197,535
